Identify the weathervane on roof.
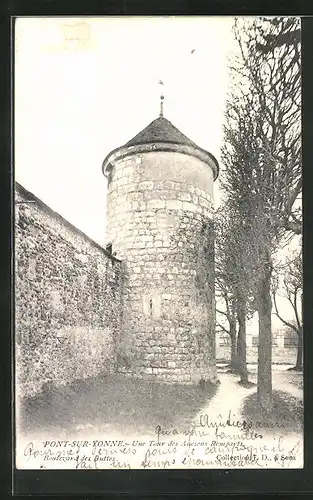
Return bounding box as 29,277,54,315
158,79,165,117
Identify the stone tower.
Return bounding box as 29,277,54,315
102,108,219,384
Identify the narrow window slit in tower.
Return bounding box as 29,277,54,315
149,298,153,318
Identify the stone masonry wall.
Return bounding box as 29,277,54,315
106,151,217,384
15,184,123,400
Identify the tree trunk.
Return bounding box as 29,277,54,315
237,298,248,384
229,320,238,371
257,252,273,410
295,326,303,370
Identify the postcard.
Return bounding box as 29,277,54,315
14,16,303,471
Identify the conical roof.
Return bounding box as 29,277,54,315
124,116,199,149
102,114,219,180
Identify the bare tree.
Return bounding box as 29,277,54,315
215,207,256,384
273,249,303,370
216,290,238,372
221,17,301,409
215,209,238,371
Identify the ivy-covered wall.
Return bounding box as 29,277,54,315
15,183,123,400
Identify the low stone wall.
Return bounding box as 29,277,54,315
217,344,298,365
15,183,123,400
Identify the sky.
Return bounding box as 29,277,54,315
15,16,236,242
14,16,301,330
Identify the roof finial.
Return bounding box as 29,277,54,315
160,94,164,117
158,79,165,117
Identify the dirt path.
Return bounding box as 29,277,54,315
192,367,303,427
192,372,255,425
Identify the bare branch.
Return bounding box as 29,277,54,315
216,308,229,319
272,290,298,333
276,218,302,235
216,321,230,335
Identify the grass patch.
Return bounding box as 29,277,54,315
287,366,303,372
19,373,219,436
288,372,303,391
241,389,303,433
238,380,256,388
